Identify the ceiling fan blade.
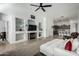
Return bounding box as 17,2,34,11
40,3,43,7
43,5,52,7
41,7,45,12
30,4,39,7
35,7,40,11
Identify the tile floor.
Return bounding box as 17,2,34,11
0,37,53,56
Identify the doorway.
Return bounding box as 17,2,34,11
0,21,8,42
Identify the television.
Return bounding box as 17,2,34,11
28,25,37,31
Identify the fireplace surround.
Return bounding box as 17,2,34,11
28,33,37,40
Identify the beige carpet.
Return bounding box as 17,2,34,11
0,37,53,56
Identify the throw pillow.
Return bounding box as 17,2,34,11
64,40,72,51
76,47,79,55
72,38,79,51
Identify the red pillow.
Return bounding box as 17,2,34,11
64,40,72,51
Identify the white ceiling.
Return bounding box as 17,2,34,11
0,3,79,20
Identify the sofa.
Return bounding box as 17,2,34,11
40,39,79,56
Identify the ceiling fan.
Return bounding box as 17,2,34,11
30,3,52,12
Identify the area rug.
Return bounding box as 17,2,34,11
34,52,46,56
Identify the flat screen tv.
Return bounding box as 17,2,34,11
28,25,37,31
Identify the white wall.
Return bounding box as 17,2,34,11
77,11,79,33
70,20,76,33
42,17,47,37
44,3,79,37
0,3,79,43
46,16,53,37
0,13,15,43
6,15,15,44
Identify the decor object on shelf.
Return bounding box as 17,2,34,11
30,3,52,12
52,25,60,29
60,25,70,29
19,29,22,31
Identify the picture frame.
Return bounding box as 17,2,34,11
31,15,35,19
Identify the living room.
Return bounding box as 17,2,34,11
0,3,79,56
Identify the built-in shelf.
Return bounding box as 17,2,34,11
15,17,25,42
27,31,37,33
16,31,24,34
16,33,24,41
15,17,43,42
16,18,24,31
27,31,42,33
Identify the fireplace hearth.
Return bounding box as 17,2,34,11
28,33,37,40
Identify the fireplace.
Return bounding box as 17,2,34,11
28,33,37,40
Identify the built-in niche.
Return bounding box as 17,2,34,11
15,17,25,41
16,33,24,41
28,33,37,40
16,18,24,31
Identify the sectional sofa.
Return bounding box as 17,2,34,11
40,39,79,56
